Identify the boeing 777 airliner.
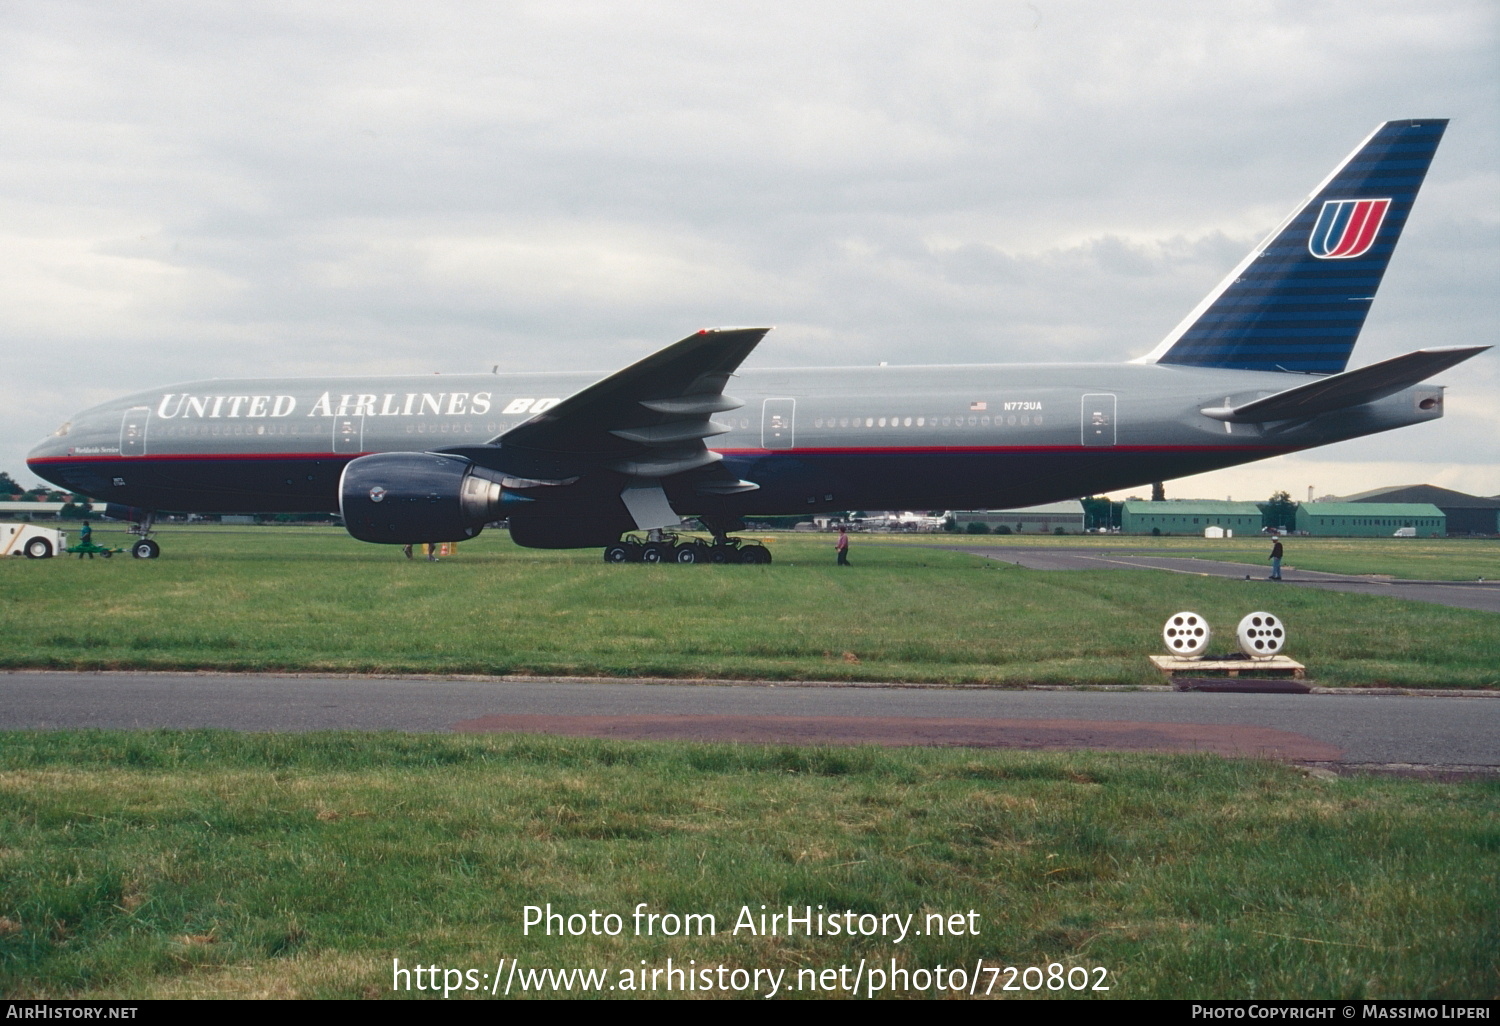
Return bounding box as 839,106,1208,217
27,119,1487,562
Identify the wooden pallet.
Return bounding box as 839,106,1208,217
1149,654,1306,680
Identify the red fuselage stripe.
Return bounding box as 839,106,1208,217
31,443,1292,465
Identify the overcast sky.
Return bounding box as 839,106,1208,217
3,0,1496,502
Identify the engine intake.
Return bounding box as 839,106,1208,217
339,452,509,544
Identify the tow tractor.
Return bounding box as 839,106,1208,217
2,523,66,559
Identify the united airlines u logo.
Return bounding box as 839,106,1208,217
1308,198,1391,259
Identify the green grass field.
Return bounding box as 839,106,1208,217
1,732,1494,1000
1,526,1495,688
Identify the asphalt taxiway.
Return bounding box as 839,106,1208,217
2,672,1495,770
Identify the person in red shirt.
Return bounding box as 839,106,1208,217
836,526,850,566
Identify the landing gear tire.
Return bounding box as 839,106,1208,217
131,539,160,560
100,550,113,559
741,545,772,564
641,542,672,564
603,543,631,563
24,538,52,559
672,544,698,564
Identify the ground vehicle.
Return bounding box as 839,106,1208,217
1,523,66,559
64,537,126,558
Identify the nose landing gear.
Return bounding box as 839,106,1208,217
129,511,161,559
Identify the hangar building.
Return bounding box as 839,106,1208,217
952,501,1085,534
1120,500,1263,535
1340,485,1500,536
1294,502,1445,537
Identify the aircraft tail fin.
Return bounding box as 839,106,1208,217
1140,119,1447,374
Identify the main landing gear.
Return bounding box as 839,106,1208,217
602,528,771,565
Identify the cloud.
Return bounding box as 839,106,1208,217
2,0,1496,496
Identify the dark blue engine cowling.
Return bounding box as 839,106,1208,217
339,452,507,544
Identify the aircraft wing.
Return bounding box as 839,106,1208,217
437,328,769,528
1200,346,1490,423
495,326,768,472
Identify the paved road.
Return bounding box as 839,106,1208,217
934,546,1500,613
2,672,1495,768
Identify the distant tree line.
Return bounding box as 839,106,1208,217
1,470,94,518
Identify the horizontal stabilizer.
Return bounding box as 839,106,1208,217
1200,346,1489,422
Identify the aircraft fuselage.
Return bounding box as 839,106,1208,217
27,361,1445,518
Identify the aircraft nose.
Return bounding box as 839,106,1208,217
28,425,72,462
26,417,82,487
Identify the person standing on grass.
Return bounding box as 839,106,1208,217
836,526,850,566
1269,536,1284,580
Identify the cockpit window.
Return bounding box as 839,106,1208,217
53,421,70,437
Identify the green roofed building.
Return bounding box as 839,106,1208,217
1120,500,1263,536
1294,502,1445,537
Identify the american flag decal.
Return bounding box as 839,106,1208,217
969,401,987,411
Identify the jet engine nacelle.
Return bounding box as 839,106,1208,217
339,452,508,544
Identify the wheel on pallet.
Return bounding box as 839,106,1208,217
1162,611,1210,658
1236,612,1285,659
